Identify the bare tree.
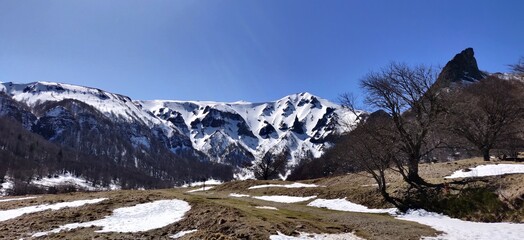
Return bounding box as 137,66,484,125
447,76,524,161
253,152,287,180
357,63,444,186
510,57,524,74
344,111,405,209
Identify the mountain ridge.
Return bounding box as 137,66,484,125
0,81,357,182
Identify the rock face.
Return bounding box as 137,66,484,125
435,48,486,89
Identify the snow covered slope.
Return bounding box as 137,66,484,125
0,81,359,171
139,92,359,166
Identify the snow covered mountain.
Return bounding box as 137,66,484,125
0,81,358,179
139,92,358,167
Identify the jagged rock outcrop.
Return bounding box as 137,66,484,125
434,48,486,89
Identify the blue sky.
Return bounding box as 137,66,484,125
1,1,523,103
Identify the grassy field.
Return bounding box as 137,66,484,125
1,157,523,239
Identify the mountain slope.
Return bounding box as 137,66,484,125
0,82,358,182
139,92,359,167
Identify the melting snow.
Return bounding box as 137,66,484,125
229,193,250,197
170,229,197,239
33,199,191,236
255,206,278,210
181,179,223,187
32,173,120,191
445,164,524,179
308,198,524,240
0,179,13,196
269,231,363,240
0,198,107,222
252,195,316,203
397,209,524,240
248,183,320,190
307,198,397,214
186,186,214,193
0,196,38,203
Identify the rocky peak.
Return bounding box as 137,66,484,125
435,48,485,89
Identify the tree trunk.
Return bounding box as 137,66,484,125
407,160,424,185
481,147,490,161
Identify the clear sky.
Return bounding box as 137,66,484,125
1,1,523,103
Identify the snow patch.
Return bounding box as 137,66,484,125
252,195,316,203
269,231,364,240
32,173,120,191
397,209,524,240
229,193,250,197
307,197,524,240
186,186,214,193
0,179,13,196
0,198,107,222
0,196,38,203
248,183,320,190
33,199,191,236
181,179,223,187
170,229,197,239
308,198,397,214
445,164,524,179
255,206,278,210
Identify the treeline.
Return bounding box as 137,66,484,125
0,116,232,195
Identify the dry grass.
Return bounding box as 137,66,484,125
1,157,523,239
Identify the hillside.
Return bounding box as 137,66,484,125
1,158,523,239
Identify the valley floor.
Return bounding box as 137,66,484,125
1,158,524,239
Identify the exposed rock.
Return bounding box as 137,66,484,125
434,48,486,89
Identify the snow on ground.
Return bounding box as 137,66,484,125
0,198,107,222
269,231,364,240
186,186,214,193
0,179,13,196
308,198,397,214
445,164,524,179
252,195,316,203
32,173,120,191
181,179,223,188
307,197,524,240
229,193,250,197
0,196,38,203
397,209,524,240
248,183,321,190
33,199,191,237
170,229,197,239
255,206,278,210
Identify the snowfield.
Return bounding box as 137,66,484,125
307,197,524,240
270,231,364,240
252,195,316,203
33,199,191,237
0,198,107,222
445,164,524,179
248,183,320,189
308,198,397,214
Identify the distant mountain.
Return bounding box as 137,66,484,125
0,81,358,188
139,92,358,167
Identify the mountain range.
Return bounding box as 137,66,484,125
0,81,357,189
